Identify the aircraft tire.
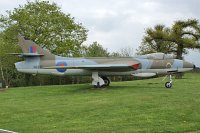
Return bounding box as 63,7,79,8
101,76,110,86
165,82,172,88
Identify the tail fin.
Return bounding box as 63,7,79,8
17,36,55,60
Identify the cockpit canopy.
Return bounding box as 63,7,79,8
137,53,176,60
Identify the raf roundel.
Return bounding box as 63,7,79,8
56,62,67,72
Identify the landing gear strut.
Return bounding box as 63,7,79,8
165,75,172,88
92,72,104,88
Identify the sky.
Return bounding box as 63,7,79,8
0,0,200,66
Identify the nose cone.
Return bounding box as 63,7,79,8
183,61,194,69
193,64,196,69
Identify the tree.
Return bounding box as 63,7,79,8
0,1,88,87
0,33,22,88
110,52,121,57
0,0,88,57
137,19,200,59
110,46,134,57
84,42,110,57
119,46,135,57
170,19,200,59
137,25,176,55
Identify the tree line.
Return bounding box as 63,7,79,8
0,1,200,88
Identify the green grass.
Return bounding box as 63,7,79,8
0,73,200,133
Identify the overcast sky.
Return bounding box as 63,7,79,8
0,0,200,66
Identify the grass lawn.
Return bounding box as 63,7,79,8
0,73,200,133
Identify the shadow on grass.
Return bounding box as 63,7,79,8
147,82,160,84
109,84,160,90
0,88,6,92
69,83,161,94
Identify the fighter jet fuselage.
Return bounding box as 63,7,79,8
15,56,193,76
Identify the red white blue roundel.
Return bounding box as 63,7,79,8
56,62,67,72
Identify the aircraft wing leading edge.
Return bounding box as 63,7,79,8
43,63,140,71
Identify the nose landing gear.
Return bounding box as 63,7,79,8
164,75,172,88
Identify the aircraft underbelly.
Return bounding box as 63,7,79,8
17,67,193,77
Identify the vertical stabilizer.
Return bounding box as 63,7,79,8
18,36,55,60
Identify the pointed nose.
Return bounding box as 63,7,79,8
183,61,194,69
193,64,196,69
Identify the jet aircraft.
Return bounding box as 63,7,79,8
13,36,195,88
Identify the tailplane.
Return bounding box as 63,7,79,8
11,36,55,60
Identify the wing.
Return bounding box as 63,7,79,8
8,53,44,57
43,63,140,71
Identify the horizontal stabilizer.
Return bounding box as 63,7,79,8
8,53,44,57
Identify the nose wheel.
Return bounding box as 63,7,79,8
165,81,172,88
163,74,173,88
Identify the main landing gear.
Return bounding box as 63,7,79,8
92,72,110,88
101,76,110,87
164,74,172,88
